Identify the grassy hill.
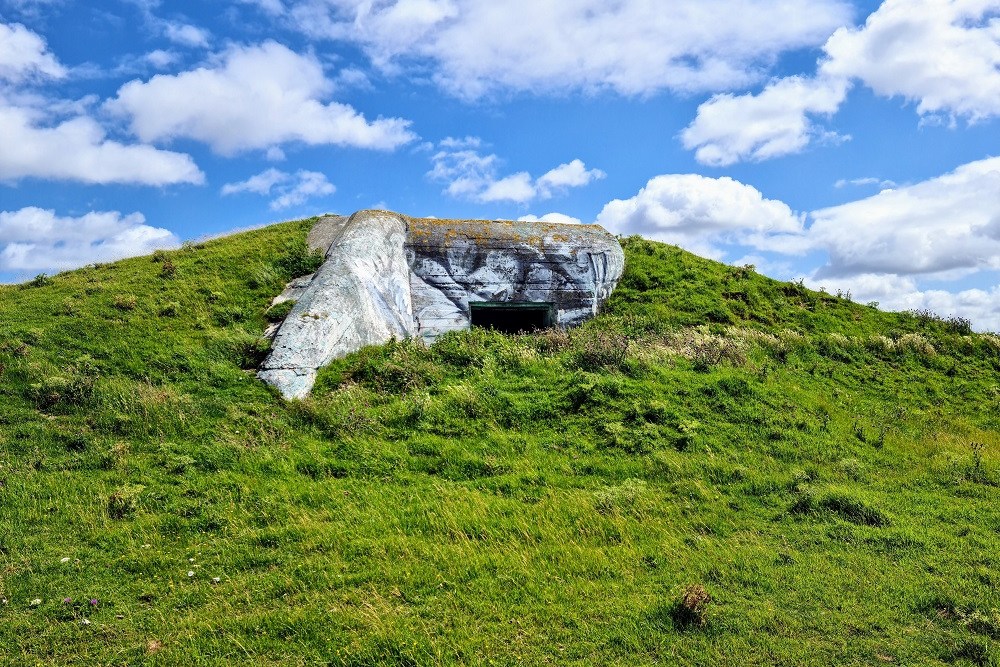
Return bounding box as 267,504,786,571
0,218,998,666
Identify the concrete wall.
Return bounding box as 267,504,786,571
406,217,624,341
258,211,414,400
259,210,624,399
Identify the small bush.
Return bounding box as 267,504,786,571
159,259,177,278
670,584,712,629
231,333,272,369
158,301,181,317
113,294,138,311
570,329,630,371
594,478,647,515
23,273,53,289
265,300,297,322
791,489,888,527
275,239,325,279
107,484,144,519
29,357,99,410
897,333,936,357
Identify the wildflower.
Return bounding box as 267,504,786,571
187,570,194,577
89,598,99,607
80,618,91,626
30,599,42,607
60,557,71,563
63,597,73,604
211,577,221,584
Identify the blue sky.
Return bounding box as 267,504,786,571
2,0,1000,329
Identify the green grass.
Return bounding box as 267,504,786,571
0,222,998,666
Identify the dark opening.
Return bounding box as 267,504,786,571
469,302,555,334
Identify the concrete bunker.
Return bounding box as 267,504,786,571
259,210,625,399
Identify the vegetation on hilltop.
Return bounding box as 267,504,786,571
0,221,997,666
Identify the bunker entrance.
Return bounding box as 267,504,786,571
469,302,555,334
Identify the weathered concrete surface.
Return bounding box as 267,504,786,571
259,210,414,399
306,214,350,254
260,210,624,399
406,217,624,341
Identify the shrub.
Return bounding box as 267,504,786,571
23,273,53,289
159,259,177,278
897,333,936,357
265,300,297,322
107,484,144,519
594,478,647,515
232,333,272,369
791,489,888,527
569,329,630,371
275,239,325,279
28,356,99,410
113,294,137,311
158,301,181,317
670,584,712,629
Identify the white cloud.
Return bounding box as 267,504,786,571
0,22,66,82
834,176,897,189
822,0,1000,121
536,159,607,196
518,213,584,225
595,174,805,257
239,0,285,14
107,41,416,155
0,207,178,273
596,161,1000,331
810,156,1000,278
275,0,852,98
144,49,180,69
683,0,1000,164
682,76,849,166
429,143,604,203
162,21,211,49
0,22,203,186
0,103,204,185
806,273,1000,333
222,168,336,210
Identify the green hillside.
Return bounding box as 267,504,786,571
0,218,998,666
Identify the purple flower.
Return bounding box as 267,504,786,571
63,597,72,604
89,598,99,606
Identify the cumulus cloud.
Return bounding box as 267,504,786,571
834,176,897,189
107,41,416,155
0,22,66,82
222,168,336,210
0,207,178,273
0,104,204,185
681,76,849,166
429,143,604,203
595,174,804,257
162,21,211,49
597,160,1000,330
683,0,1000,164
822,0,1000,121
0,22,203,185
271,0,851,98
802,273,1000,333
144,49,181,70
810,156,1000,278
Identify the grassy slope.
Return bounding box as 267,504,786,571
0,221,998,666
